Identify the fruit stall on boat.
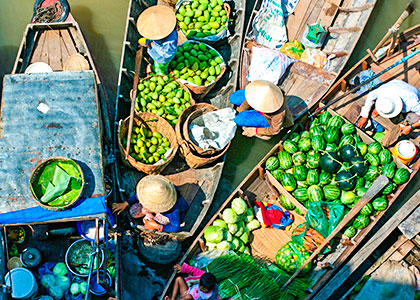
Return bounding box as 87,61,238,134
112,0,245,261
0,6,119,299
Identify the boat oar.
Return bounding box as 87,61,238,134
309,46,420,119
281,175,389,290
367,1,415,61
125,47,144,160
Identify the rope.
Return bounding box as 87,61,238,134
32,2,64,23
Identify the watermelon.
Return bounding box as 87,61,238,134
293,188,309,202
336,171,356,191
340,144,358,162
364,165,380,182
341,123,355,135
301,131,311,139
343,226,356,239
382,162,396,179
350,156,368,177
310,126,324,137
360,202,373,215
311,135,326,151
355,177,365,189
298,138,312,152
339,135,355,149
324,127,340,143
297,180,309,188
356,187,368,197
292,152,306,165
382,182,395,195
310,118,321,128
293,165,308,181
323,185,341,201
378,149,392,165
279,194,296,210
393,168,410,185
289,132,300,143
367,141,382,155
365,180,373,188
278,151,293,170
320,152,341,173
365,153,380,167
319,111,331,125
271,169,283,181
283,140,299,154
319,170,332,185
307,185,323,202
295,207,305,216
356,142,368,156
265,156,280,171
306,151,321,169
372,197,388,211
281,173,297,192
353,214,370,229
328,115,345,128
306,169,319,185
340,190,357,205
325,143,338,152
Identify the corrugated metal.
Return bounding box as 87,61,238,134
0,71,105,214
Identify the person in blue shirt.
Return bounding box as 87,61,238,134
112,175,189,232
136,5,178,75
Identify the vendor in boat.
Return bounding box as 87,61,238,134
357,79,420,135
112,175,189,232
229,80,294,140
137,5,178,75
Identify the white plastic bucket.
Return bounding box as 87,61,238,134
392,140,417,165
24,62,53,74
5,267,38,299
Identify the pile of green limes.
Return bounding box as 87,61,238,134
170,42,224,86
176,0,228,39
135,75,192,125
123,124,171,164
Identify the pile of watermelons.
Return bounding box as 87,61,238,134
265,111,410,239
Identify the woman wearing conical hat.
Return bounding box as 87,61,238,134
229,80,294,140
112,175,189,232
137,5,178,75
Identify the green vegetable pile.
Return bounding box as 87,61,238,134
170,42,224,86
204,197,260,254
122,123,171,164
176,0,228,39
275,241,311,275
206,253,311,300
265,111,410,239
136,74,192,125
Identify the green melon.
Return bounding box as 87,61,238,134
306,169,319,185
393,168,410,185
283,140,299,154
307,185,323,202
340,144,358,162
356,142,368,156
364,165,380,182
355,177,365,189
293,188,308,202
310,126,324,137
319,111,331,125
289,132,300,143
325,143,338,152
367,141,382,155
350,156,368,177
278,151,293,170
300,131,311,139
372,197,388,211
353,214,370,229
340,190,357,205
336,171,356,191
311,135,326,151
306,151,321,169
343,226,356,239
319,170,332,185
281,173,297,192
382,162,396,179
279,194,296,210
298,138,312,152
292,165,308,181
339,135,355,149
271,169,283,181
382,182,395,195
356,187,368,197
292,152,307,165
320,152,341,174
341,123,355,135
365,153,380,167
265,156,280,171
360,202,373,215
327,115,345,128
378,149,392,165
323,185,341,201
324,127,340,143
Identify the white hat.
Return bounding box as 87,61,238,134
375,95,403,119
136,6,176,40
136,175,177,213
24,62,53,74
245,80,285,113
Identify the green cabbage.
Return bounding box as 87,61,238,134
80,281,87,295
213,219,228,229
56,275,70,291
204,226,224,243
70,283,80,295
41,274,56,288
53,262,68,276
231,198,247,215
246,219,261,231
223,231,233,242
206,242,217,250
216,241,231,250
228,223,238,235
239,231,249,244
231,238,243,251
234,221,245,237
222,208,238,224
244,208,254,222
49,285,64,300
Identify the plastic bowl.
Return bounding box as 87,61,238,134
65,239,104,277
89,270,112,295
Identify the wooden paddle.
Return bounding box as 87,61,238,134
281,175,389,290
367,2,415,61
125,47,144,160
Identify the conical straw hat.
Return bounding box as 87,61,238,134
136,175,177,213
245,80,285,113
63,54,90,71
136,6,176,40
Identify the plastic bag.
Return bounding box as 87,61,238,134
247,46,293,84
350,69,382,95
305,201,345,238
175,0,230,42
189,250,234,269
280,41,305,60
300,48,328,69
275,241,311,275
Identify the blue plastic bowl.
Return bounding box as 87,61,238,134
76,208,115,242
89,270,112,296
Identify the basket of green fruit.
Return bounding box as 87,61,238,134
175,0,230,42
135,74,194,126
170,41,226,98
118,112,178,174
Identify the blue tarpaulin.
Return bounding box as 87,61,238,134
0,196,107,225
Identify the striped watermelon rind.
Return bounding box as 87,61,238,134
292,152,307,165
310,126,324,137
356,142,368,156
298,138,312,152
355,177,365,189
265,156,280,171
338,135,355,149
382,182,395,195
365,153,380,167
292,165,308,181
325,143,338,152
279,194,296,210
364,165,380,182
382,162,396,179
289,132,300,143
393,168,410,185
278,151,293,170
353,214,370,229
307,185,323,202
343,226,356,239
306,169,319,185
311,135,326,151
378,149,392,165
360,202,373,215
319,170,332,185
281,173,297,192
297,180,309,188
306,151,321,169
319,111,331,125
293,188,308,202
372,197,388,211
283,140,299,154
328,115,345,128
323,184,341,201
271,169,283,181
367,141,382,155
323,127,340,143
341,123,355,135
300,131,311,139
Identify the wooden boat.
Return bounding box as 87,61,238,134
240,0,377,119
313,189,420,300
0,11,120,300
113,0,245,241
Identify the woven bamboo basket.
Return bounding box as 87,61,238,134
170,41,226,100
134,74,195,125
176,104,230,168
118,112,178,174
29,157,85,211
